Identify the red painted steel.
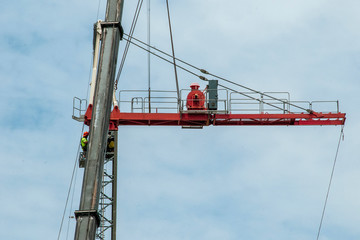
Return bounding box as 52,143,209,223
84,104,345,129
186,83,206,110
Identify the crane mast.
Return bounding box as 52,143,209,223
74,0,124,239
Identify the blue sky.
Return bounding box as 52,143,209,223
1,0,359,239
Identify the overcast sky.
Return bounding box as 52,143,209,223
1,0,359,240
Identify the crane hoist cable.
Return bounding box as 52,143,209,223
58,1,104,237
57,125,85,240
202,70,310,113
217,83,286,112
96,0,102,19
147,0,151,113
131,35,310,113
165,0,180,106
65,158,79,240
123,36,286,112
123,35,312,113
115,0,144,90
316,125,345,240
123,33,203,72
115,0,143,88
123,36,200,77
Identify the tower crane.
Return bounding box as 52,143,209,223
71,0,346,239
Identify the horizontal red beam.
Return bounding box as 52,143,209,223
83,105,346,129
212,113,346,126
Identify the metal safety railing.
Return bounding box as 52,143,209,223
229,92,340,114
106,89,341,114
119,90,178,113
72,97,88,121
229,92,291,113
118,89,230,113
293,100,340,114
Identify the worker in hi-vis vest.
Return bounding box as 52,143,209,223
107,132,115,153
81,132,89,152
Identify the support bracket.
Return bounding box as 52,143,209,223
74,210,101,227
100,21,124,40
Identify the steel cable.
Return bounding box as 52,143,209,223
115,0,144,90
316,125,345,240
147,0,151,112
123,36,313,113
122,34,312,113
123,33,202,71
204,71,309,113
217,83,286,112
123,36,200,78
96,0,102,20
57,124,85,240
65,162,79,240
58,1,103,233
165,0,180,106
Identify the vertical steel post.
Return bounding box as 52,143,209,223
74,0,124,239
112,131,118,240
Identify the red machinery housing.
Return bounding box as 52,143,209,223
186,83,206,110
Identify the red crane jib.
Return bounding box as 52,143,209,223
84,105,346,130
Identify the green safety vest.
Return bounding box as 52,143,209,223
81,137,88,148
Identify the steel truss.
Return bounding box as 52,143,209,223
96,131,118,240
